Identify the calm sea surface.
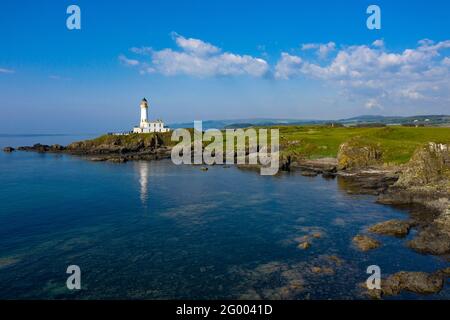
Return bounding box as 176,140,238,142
0,135,449,299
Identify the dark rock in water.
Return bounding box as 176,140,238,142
338,172,399,196
89,157,108,162
280,155,292,172
300,170,318,177
33,143,51,152
322,171,336,179
292,158,337,174
3,147,14,152
108,157,128,163
200,167,209,171
407,225,450,255
16,133,174,165
352,235,380,251
368,220,412,238
363,271,446,299
50,144,65,151
18,143,51,152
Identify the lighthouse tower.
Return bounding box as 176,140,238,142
140,98,149,125
132,97,170,133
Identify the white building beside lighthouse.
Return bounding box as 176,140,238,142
133,98,170,133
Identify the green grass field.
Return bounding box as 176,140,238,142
274,125,450,164
84,126,450,165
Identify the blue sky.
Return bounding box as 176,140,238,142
1,0,449,133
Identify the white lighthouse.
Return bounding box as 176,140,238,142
140,98,149,125
133,98,170,133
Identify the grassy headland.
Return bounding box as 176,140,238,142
76,125,450,165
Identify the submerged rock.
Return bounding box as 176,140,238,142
0,257,20,268
352,235,380,251
297,242,311,250
291,227,325,249
311,266,334,275
325,255,344,266
311,232,323,239
363,270,446,299
368,219,412,238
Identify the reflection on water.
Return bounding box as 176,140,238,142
135,161,150,206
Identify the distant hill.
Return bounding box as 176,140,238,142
170,118,325,130
169,115,450,130
339,115,450,127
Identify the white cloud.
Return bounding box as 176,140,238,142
275,53,302,80
122,33,269,77
276,39,450,109
0,68,14,74
49,75,71,81
172,32,220,56
372,39,384,48
119,54,140,66
121,36,450,110
442,57,450,66
365,99,382,110
130,47,152,55
301,43,318,50
301,42,336,59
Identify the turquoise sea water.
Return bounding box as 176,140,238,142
0,135,449,299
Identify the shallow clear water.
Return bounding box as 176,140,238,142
0,137,449,299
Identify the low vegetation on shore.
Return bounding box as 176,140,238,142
49,125,450,165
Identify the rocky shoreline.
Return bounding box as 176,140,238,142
4,138,450,299
9,139,173,163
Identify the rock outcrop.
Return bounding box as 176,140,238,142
66,134,164,155
3,146,14,152
378,143,450,255
16,134,172,162
396,142,450,187
17,144,67,153
368,220,412,238
352,235,380,251
337,139,383,170
363,270,448,299
379,143,450,206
